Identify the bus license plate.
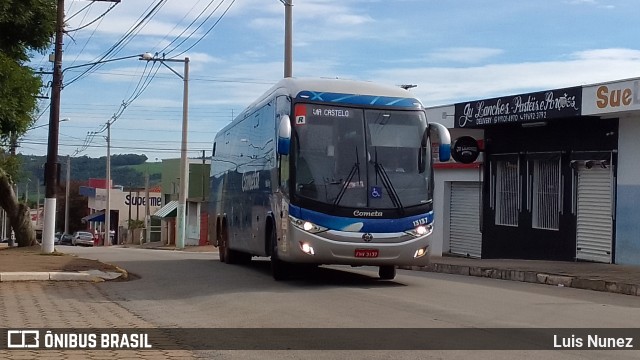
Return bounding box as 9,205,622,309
355,249,379,258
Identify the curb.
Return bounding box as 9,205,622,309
398,264,640,297
0,270,125,282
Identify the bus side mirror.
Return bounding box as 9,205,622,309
277,115,291,155
418,130,427,173
429,122,451,162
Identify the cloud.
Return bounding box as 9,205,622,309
427,47,505,64
369,48,640,106
564,0,615,8
573,48,640,61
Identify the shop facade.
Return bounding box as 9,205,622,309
429,76,640,265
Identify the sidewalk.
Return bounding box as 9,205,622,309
0,244,126,282
401,256,640,297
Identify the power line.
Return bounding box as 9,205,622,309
63,0,168,87
66,2,118,32
170,0,237,58
155,0,215,54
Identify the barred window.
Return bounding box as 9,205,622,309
532,159,560,230
495,160,519,226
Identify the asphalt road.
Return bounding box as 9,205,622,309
64,246,640,360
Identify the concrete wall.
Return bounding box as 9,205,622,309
432,167,482,256
426,106,484,257
615,115,640,265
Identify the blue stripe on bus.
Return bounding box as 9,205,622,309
296,91,422,108
288,205,433,233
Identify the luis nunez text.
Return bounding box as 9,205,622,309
554,334,634,349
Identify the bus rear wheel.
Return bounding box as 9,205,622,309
379,266,396,280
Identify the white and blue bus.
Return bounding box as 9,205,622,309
209,78,450,280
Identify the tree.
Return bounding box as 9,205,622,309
0,0,57,246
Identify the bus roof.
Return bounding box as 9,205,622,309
249,77,422,113
276,78,418,99
220,78,424,136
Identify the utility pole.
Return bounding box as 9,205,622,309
283,0,293,78
36,179,41,228
105,122,111,246
42,0,122,254
144,170,150,243
128,182,132,243
42,0,64,254
202,150,206,201
64,156,70,235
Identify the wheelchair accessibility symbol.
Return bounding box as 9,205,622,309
370,186,382,199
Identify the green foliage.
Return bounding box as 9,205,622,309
0,0,56,181
0,53,41,147
18,154,162,188
0,0,57,60
127,219,145,230
109,154,148,167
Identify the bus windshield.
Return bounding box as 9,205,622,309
293,104,431,210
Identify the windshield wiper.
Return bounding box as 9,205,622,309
373,149,404,213
333,147,361,207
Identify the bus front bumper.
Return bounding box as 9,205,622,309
277,226,431,267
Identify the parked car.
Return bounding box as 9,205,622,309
61,233,73,245
56,233,74,245
54,232,62,245
72,231,94,246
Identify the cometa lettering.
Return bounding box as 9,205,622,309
353,210,383,217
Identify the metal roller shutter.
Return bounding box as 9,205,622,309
576,166,613,263
449,182,482,258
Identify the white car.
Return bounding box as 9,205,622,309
72,231,95,246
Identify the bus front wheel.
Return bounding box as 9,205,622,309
379,266,396,280
270,227,289,281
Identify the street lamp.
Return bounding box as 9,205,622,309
140,52,189,249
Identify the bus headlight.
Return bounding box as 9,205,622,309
289,216,328,234
406,224,432,237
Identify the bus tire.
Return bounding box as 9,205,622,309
379,265,396,280
218,245,226,263
220,223,236,264
270,227,289,281
224,242,238,264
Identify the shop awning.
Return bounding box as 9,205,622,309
82,210,105,223
152,200,178,218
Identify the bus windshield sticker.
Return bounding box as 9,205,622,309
295,104,306,125
370,186,382,199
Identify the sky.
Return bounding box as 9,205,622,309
20,0,640,161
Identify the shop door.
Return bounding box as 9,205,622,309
449,182,482,258
483,153,574,260
575,162,614,263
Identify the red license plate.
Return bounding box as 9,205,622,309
355,249,379,258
